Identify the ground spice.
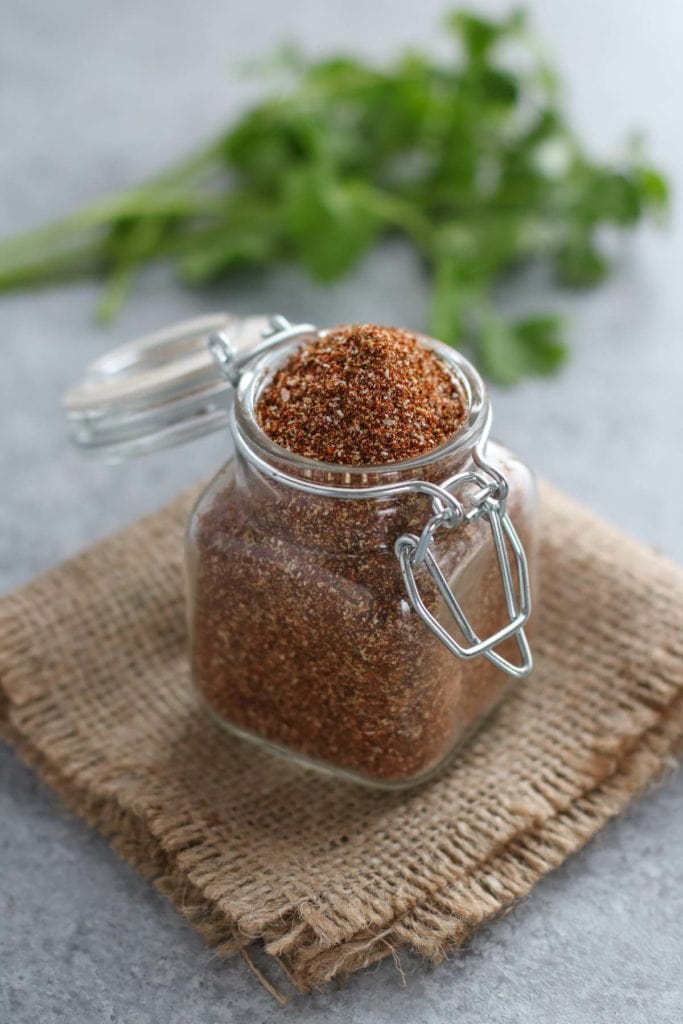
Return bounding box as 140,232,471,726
256,324,467,465
189,326,536,785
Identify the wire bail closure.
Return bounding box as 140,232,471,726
394,452,532,679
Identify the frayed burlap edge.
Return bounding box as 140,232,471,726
1,483,682,997
1,690,681,995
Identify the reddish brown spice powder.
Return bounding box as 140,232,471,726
256,324,467,465
189,324,536,785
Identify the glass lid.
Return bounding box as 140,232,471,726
62,313,314,461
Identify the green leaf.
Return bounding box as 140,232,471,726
514,314,568,375
179,197,282,283
448,9,524,63
636,165,669,211
477,317,528,385
179,230,276,283
476,312,567,384
224,103,323,187
428,233,485,347
280,169,383,279
555,238,610,287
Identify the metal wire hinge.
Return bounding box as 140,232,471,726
394,457,532,679
208,315,316,385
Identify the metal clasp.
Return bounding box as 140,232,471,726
394,454,532,679
208,315,316,386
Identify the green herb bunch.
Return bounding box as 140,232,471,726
0,9,668,382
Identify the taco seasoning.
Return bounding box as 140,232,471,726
257,324,467,463
187,322,536,787
63,313,535,788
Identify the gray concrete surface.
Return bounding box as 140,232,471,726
1,0,681,1020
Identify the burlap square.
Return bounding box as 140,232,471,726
1,482,681,996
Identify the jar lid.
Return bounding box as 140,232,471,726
63,313,314,461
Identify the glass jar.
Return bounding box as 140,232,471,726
65,314,536,788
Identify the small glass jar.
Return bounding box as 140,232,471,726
65,314,536,788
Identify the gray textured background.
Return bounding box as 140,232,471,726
1,0,682,1021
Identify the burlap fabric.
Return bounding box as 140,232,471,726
1,481,682,996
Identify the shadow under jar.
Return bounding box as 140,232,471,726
186,324,537,788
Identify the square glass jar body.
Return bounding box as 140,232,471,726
185,435,536,788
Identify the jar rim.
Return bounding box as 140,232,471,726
233,330,490,484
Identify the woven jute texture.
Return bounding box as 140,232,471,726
1,481,682,996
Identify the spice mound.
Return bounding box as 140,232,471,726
256,324,467,465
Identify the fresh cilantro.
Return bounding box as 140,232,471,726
0,9,668,383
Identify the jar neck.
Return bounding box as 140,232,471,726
232,332,490,494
